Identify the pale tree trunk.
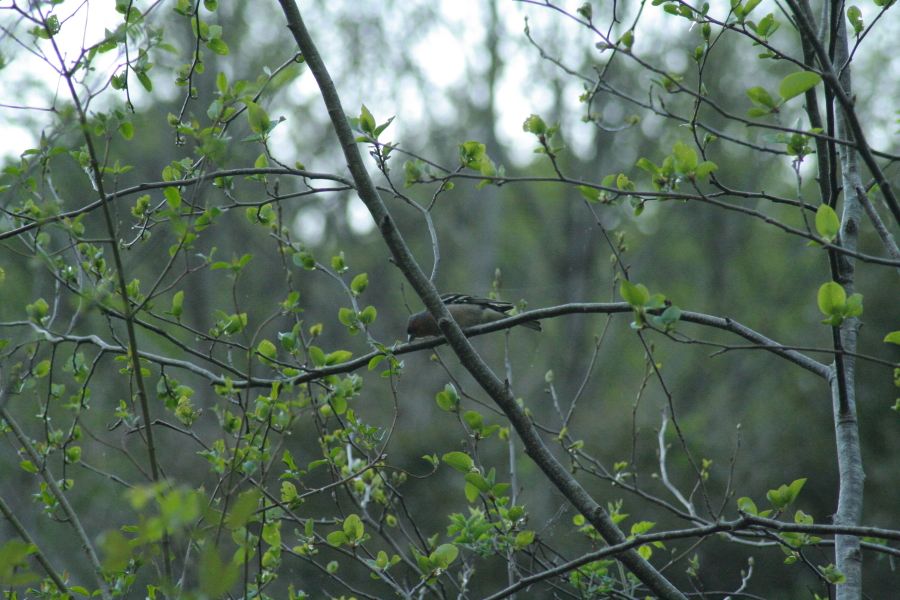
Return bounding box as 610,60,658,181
831,4,864,598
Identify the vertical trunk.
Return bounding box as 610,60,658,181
830,4,864,598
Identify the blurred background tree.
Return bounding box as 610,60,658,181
0,0,897,598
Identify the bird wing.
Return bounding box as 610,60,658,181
440,293,514,314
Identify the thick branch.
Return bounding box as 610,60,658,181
483,515,900,600
275,2,685,598
786,0,900,226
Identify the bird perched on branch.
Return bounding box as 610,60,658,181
406,293,542,341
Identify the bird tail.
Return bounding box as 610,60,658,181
519,319,542,332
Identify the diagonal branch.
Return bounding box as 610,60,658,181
786,0,900,226
274,2,686,598
0,400,110,600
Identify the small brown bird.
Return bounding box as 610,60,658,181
406,293,542,341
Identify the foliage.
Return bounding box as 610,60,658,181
0,1,897,599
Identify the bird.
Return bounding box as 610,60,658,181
406,293,542,341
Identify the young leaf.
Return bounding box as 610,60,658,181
435,383,459,412
578,185,601,203
846,6,863,35
350,272,368,294
737,496,758,515
817,281,846,316
779,71,822,101
442,451,474,473
343,514,364,541
672,141,698,172
620,280,650,307
429,543,459,569
746,86,776,108
246,101,270,135
256,339,277,361
359,105,376,135
815,204,840,241
522,114,547,134
695,160,718,179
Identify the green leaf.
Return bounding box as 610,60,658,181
429,543,459,569
815,204,840,241
331,253,346,272
616,173,634,191
119,121,134,140
746,86,776,108
293,250,316,270
257,339,277,361
442,451,474,473
459,140,488,169
817,281,846,316
343,514,364,541
26,298,49,323
164,186,181,209
620,280,650,307
19,460,38,474
308,345,326,367
883,331,900,345
845,293,863,318
577,185,601,203
464,472,491,493
846,6,864,35
767,478,806,509
246,101,270,135
635,157,660,175
522,114,547,134
280,481,298,503
368,354,386,371
326,531,347,547
33,360,51,378
170,290,184,319
630,520,655,536
435,383,459,412
463,412,485,434
672,141,698,172
820,563,846,584
794,509,814,525
514,530,535,548
779,71,822,101
325,350,352,365
338,307,357,327
262,521,281,547
737,496,758,515
198,545,238,597
224,489,261,529
359,305,377,325
136,70,153,91
695,160,718,179
739,0,762,18
577,2,593,20
359,105,376,135
216,71,227,94
464,482,480,503
99,530,132,573
350,272,368,294
206,37,229,56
